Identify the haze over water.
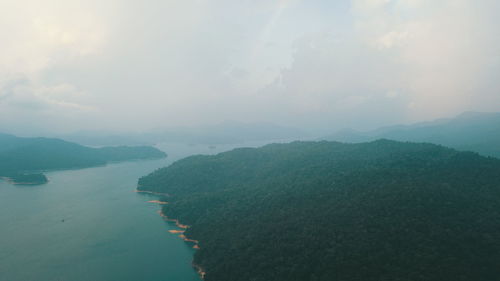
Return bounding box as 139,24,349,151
0,141,275,281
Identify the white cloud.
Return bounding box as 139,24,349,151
0,0,106,132
376,31,409,49
267,0,500,127
1,0,499,134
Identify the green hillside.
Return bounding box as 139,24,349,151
0,133,166,183
139,140,500,281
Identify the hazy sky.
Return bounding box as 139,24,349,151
1,0,499,135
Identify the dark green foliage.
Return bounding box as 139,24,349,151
0,133,166,177
139,140,500,281
8,173,48,185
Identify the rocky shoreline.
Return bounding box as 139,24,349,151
146,196,205,279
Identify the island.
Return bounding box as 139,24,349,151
138,140,500,281
0,133,167,183
5,173,49,185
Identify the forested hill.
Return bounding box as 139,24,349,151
0,133,166,178
323,111,500,158
138,140,500,281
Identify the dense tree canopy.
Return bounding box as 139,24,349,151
0,133,166,182
139,140,500,281
7,173,48,185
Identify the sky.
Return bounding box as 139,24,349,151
1,0,499,135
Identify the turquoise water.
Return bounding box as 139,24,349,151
0,141,278,281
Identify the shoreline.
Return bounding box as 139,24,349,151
156,210,205,279
193,262,206,279
0,176,48,185
134,190,170,196
139,188,205,279
156,210,191,230
147,200,169,204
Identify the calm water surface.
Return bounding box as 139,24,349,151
0,141,278,281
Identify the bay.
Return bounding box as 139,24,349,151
0,141,279,281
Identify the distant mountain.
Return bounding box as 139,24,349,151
62,121,308,146
0,133,166,183
323,111,500,157
138,140,500,281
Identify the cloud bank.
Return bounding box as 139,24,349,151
1,0,499,134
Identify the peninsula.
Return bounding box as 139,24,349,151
0,133,167,183
138,140,500,281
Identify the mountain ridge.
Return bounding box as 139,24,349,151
323,111,500,157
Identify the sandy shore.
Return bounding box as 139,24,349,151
152,196,205,279
193,263,206,279
147,200,169,204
